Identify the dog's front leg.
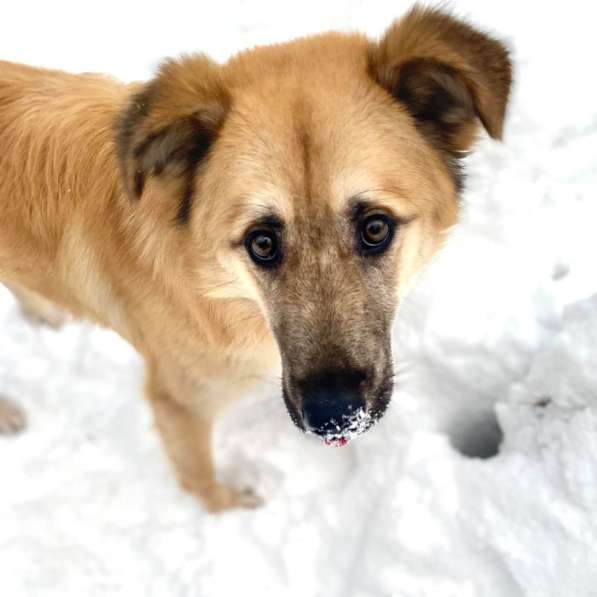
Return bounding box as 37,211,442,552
0,395,26,435
146,372,262,513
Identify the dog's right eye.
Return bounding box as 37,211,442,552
245,230,281,268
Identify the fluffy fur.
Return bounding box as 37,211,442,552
0,7,511,511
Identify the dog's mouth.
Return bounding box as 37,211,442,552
324,436,349,447
314,406,373,447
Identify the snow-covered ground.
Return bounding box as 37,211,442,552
2,1,597,595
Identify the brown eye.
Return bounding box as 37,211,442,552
358,213,395,256
245,230,281,267
362,218,390,246
252,234,273,258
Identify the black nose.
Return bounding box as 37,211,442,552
298,369,367,436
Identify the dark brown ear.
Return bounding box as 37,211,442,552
370,6,512,187
116,55,230,224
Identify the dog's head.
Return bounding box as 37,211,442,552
117,7,511,444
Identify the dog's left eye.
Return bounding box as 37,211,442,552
358,213,395,255
245,229,281,267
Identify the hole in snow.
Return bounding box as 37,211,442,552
448,410,503,460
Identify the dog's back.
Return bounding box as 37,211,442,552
0,62,134,329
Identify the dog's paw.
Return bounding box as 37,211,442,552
19,302,67,329
229,486,264,510
0,396,27,435
183,480,263,513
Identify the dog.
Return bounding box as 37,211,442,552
0,7,511,511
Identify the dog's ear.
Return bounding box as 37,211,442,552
370,6,512,185
117,55,230,224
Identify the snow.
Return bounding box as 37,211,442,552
1,1,597,595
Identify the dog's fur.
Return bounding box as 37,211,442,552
0,7,511,511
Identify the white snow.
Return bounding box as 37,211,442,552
1,1,597,596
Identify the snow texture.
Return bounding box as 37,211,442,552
1,1,597,596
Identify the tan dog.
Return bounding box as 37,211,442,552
0,7,511,511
